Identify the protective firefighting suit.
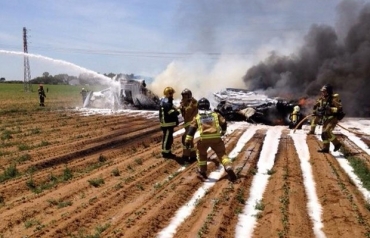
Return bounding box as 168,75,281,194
159,91,180,158
316,93,343,153
289,106,302,129
179,97,198,160
307,98,322,135
185,104,236,181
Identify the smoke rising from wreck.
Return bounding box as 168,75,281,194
243,2,370,117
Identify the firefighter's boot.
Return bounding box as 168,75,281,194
225,166,237,182
317,143,330,153
334,144,342,152
189,151,197,163
196,159,208,180
196,168,207,180
333,139,342,152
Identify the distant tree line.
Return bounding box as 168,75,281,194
0,72,140,85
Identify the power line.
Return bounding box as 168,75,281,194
1,44,255,59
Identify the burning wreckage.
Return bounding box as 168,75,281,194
83,77,160,110
83,82,305,127
213,88,306,127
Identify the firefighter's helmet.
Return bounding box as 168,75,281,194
294,105,300,112
320,84,333,95
163,87,175,97
198,97,210,110
181,88,192,97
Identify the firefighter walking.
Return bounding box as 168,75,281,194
185,97,237,182
159,87,180,158
307,98,322,135
38,84,46,107
179,88,198,162
289,105,302,129
313,84,343,153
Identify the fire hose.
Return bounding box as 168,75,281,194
293,114,314,133
336,123,370,136
293,114,370,136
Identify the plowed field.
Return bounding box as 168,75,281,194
1,108,370,238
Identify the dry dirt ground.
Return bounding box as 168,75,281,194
1,108,370,238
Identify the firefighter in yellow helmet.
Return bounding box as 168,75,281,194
314,84,343,153
179,88,198,162
185,97,237,182
288,105,302,129
159,87,180,158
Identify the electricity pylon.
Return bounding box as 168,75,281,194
23,27,32,92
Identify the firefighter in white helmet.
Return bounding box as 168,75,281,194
185,97,237,182
179,88,198,162
159,87,180,158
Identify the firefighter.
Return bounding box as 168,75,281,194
179,88,198,162
315,84,343,153
159,87,180,158
307,98,322,135
38,84,46,106
185,97,237,182
80,88,88,105
289,105,302,129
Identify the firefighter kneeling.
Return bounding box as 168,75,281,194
185,97,237,182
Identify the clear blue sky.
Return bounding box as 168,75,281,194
0,0,356,82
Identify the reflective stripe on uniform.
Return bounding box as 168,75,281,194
328,132,336,142
161,122,177,127
160,107,177,127
200,134,221,139
162,130,171,153
195,112,222,139
198,160,207,166
186,135,193,141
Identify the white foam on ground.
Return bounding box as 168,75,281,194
235,126,283,237
157,122,254,238
292,130,325,238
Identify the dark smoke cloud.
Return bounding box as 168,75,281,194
243,2,370,117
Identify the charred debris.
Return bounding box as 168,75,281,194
83,77,160,110
83,84,305,127
213,88,306,126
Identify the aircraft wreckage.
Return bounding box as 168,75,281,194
83,77,160,110
213,88,306,126
83,83,304,127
